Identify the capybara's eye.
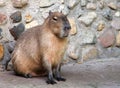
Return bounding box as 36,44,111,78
53,16,58,21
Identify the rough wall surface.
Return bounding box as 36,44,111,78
0,0,120,63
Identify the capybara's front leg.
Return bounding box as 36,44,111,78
43,58,57,84
54,64,66,82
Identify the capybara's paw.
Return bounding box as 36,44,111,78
46,79,57,85
24,73,32,78
0,65,6,72
55,77,66,81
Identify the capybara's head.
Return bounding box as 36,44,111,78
47,11,71,38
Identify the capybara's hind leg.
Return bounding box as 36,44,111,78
24,73,32,78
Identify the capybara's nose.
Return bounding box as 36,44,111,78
65,24,71,30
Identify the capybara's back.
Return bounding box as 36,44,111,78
12,11,71,84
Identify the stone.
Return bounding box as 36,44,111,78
0,13,7,25
11,0,28,8
78,12,97,26
59,0,64,4
80,0,87,7
69,3,83,18
24,13,33,23
9,23,25,40
116,31,120,47
39,0,55,8
66,0,80,9
111,19,120,30
68,52,78,60
67,44,80,60
103,9,112,20
98,28,115,48
25,20,39,29
82,46,98,61
117,3,120,9
58,4,69,15
68,18,77,35
0,0,5,7
87,0,96,3
98,0,104,9
81,30,96,44
86,3,97,10
108,2,117,10
97,23,105,31
0,28,2,36
115,11,120,17
10,11,22,23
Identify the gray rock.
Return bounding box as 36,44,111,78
80,0,87,7
67,42,81,60
102,9,112,20
88,0,97,3
10,11,22,23
78,12,97,26
69,3,83,18
86,3,97,10
58,4,69,15
115,11,120,17
65,0,80,9
39,0,64,8
39,0,55,8
40,3,61,18
11,0,28,8
117,3,120,9
0,28,2,36
98,0,104,9
80,30,96,44
9,23,25,40
82,45,98,61
0,0,5,7
111,18,120,30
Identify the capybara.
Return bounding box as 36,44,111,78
12,11,71,84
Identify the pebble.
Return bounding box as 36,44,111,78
79,12,97,26
115,11,120,17
25,13,33,23
97,23,105,31
11,0,28,8
111,19,120,30
86,3,97,10
0,13,7,25
10,11,22,23
0,0,5,7
108,2,117,10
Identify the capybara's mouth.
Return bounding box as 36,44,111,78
63,33,69,37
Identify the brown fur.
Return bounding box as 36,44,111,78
12,12,71,82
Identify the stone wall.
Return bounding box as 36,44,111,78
0,0,120,63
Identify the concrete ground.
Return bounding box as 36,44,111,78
0,58,120,88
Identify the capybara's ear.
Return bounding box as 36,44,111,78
49,11,53,16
